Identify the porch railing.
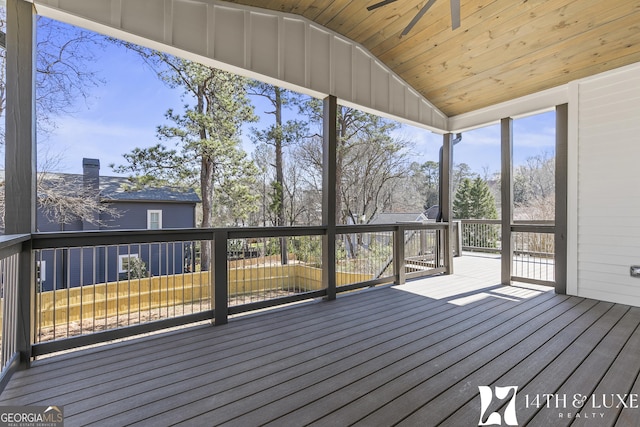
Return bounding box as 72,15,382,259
459,219,501,253
27,223,450,357
511,223,555,286
459,219,555,286
0,234,30,386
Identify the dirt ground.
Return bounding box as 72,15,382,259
36,289,296,343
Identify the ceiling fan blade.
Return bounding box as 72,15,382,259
367,0,398,11
450,0,461,29
401,0,437,37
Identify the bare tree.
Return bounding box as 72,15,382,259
514,151,555,220
295,105,411,225
0,153,119,230
0,13,110,230
0,13,105,142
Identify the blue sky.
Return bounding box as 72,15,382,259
35,22,556,178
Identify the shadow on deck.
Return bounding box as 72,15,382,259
2,254,639,426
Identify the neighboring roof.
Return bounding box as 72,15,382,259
425,205,439,220
35,173,200,204
99,176,200,203
368,212,428,224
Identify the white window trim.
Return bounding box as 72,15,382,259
36,260,46,283
118,253,140,274
147,209,163,230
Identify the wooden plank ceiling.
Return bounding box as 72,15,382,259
221,0,640,117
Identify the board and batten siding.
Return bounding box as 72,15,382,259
570,62,640,305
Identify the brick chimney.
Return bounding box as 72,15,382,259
82,158,100,230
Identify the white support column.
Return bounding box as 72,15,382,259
5,0,36,366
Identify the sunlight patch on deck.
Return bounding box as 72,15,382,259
447,292,518,306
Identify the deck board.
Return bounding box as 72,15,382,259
328,294,566,427
398,296,590,426
528,306,640,426
2,254,640,426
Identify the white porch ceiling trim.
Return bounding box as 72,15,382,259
447,85,569,133
30,0,448,132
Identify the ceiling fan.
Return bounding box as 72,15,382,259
367,0,461,36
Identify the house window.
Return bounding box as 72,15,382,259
147,210,162,229
36,260,46,286
119,253,140,274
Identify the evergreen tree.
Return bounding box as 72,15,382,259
452,178,472,219
453,177,498,249
453,177,497,219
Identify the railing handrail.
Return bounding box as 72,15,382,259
514,220,555,225
31,227,326,249
31,223,450,249
0,233,31,247
511,224,555,233
32,228,214,249
459,219,554,226
337,222,448,234
458,219,501,225
0,234,30,259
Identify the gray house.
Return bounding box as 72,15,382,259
36,158,200,290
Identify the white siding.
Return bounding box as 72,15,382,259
573,63,640,306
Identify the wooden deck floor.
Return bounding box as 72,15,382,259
3,254,640,426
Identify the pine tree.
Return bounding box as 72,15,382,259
453,177,499,248
453,178,472,219
111,48,259,270
453,177,497,219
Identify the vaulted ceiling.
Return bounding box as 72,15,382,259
222,0,640,117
